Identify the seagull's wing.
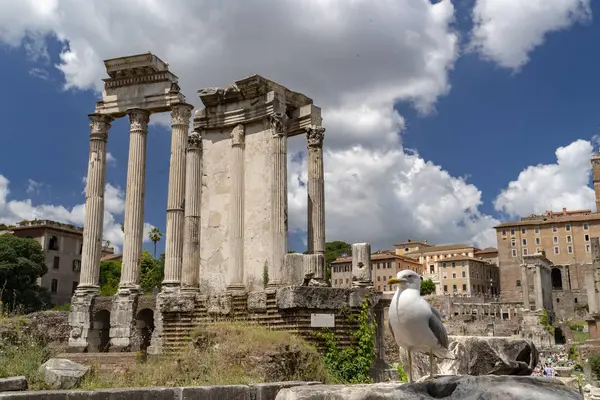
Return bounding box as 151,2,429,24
428,304,449,349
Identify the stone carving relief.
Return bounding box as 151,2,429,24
231,124,245,145
306,126,326,148
268,113,288,137
187,131,203,150
171,104,193,126
128,109,150,131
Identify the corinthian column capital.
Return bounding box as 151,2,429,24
171,103,194,126
306,126,326,148
128,109,150,131
231,124,245,146
187,131,203,151
267,113,288,137
88,114,113,140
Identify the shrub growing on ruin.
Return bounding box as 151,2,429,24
315,296,377,384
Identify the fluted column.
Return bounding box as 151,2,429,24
181,132,203,290
78,114,113,290
269,113,289,286
119,109,150,290
306,126,326,256
163,104,194,288
227,124,246,291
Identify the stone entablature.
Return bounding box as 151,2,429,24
194,75,321,137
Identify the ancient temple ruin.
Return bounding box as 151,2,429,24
68,53,378,355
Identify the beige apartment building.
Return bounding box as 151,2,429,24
401,243,500,296
331,252,423,292
438,255,500,296
495,208,600,301
6,220,115,306
393,239,432,256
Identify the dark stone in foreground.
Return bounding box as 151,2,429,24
0,380,320,400
275,375,582,400
0,377,27,393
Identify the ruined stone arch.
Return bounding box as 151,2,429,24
551,268,563,290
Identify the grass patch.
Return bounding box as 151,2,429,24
81,322,333,389
0,316,54,390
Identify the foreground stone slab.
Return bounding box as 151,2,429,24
0,381,320,400
275,376,582,400
399,335,538,380
38,358,89,389
0,377,27,393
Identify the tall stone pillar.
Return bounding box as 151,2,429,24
110,108,150,352
119,109,150,289
306,126,326,256
163,103,194,288
181,132,203,290
521,264,530,310
68,114,112,352
79,114,113,290
268,113,288,286
228,124,246,292
588,237,600,314
352,243,372,287
534,265,544,310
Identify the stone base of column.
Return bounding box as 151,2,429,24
67,287,98,352
148,289,196,355
226,284,246,294
108,288,140,352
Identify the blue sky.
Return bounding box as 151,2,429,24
0,0,597,254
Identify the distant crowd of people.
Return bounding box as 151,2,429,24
533,351,573,377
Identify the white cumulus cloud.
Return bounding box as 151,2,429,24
0,174,155,253
470,0,592,70
106,152,116,166
5,0,576,250
494,139,596,218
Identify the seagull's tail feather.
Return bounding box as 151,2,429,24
433,346,455,360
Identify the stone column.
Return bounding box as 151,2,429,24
68,113,112,352
109,109,149,352
163,103,194,288
227,124,246,292
352,243,372,287
78,114,113,290
268,113,288,286
521,263,530,310
589,237,600,314
119,109,150,290
181,132,203,290
306,126,326,256
534,265,544,310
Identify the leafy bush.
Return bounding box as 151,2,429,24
589,355,600,379
420,279,436,296
316,296,376,384
539,309,554,335
397,363,408,382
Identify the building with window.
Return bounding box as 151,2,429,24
331,251,423,292
494,208,600,305
402,243,499,295
392,239,432,256
5,220,115,305
438,256,500,296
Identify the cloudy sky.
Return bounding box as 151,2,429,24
0,0,597,253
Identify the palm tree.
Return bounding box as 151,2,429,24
120,221,124,233
148,227,163,258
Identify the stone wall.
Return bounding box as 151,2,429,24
154,286,380,355
0,381,319,399
553,289,588,321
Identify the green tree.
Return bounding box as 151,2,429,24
148,227,163,257
140,250,163,294
99,260,121,296
420,279,436,295
324,241,352,284
0,235,51,313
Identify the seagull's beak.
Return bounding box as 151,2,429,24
387,277,405,285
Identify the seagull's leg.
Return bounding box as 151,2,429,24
429,350,434,379
407,349,413,383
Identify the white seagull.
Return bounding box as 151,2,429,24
387,270,453,383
